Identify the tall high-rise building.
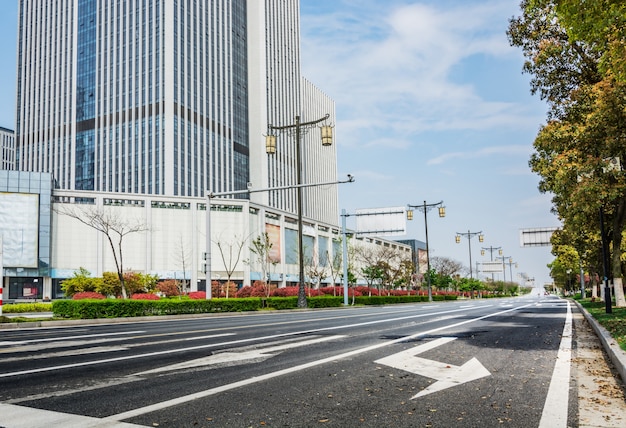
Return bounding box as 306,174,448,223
15,0,338,224
0,127,15,170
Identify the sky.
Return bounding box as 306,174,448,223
0,1,560,287
298,0,559,286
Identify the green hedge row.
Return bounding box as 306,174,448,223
51,294,457,319
1,303,53,313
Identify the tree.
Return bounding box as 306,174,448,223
430,256,464,278
249,233,277,298
61,267,103,297
173,235,191,295
56,205,149,299
326,246,343,295
509,0,626,306
556,0,626,82
215,234,247,298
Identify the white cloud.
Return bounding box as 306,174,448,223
427,145,532,165
300,1,533,148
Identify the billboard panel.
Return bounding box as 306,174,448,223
481,261,504,273
0,192,39,268
355,207,406,237
519,227,558,247
266,223,281,263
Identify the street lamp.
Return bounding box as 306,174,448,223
407,201,445,302
266,114,333,308
481,246,502,282
455,230,483,278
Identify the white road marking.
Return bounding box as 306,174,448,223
0,306,483,378
104,303,532,423
135,335,345,375
374,337,491,398
539,300,572,428
1,346,130,363
0,331,147,346
0,403,145,428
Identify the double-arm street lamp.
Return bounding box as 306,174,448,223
266,114,333,308
455,230,484,279
497,256,518,294
481,246,502,282
407,201,445,301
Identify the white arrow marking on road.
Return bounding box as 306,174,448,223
374,337,491,399
135,335,346,375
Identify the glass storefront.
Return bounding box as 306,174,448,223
8,277,43,300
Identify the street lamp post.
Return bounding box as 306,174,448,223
266,114,333,308
407,201,445,302
455,230,484,278
481,246,502,282
496,255,514,293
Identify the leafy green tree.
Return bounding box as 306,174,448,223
556,0,626,82
361,264,384,291
458,278,483,297
509,0,626,306
61,268,103,297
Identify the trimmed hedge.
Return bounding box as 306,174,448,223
51,294,457,319
2,303,53,313
52,298,263,319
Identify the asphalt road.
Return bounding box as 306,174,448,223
0,295,577,427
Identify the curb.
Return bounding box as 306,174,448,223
573,300,626,385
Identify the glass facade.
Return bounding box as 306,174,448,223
0,170,52,298
75,0,97,190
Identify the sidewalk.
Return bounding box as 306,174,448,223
573,301,626,427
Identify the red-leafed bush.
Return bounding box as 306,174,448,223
130,293,160,300
271,286,298,297
72,291,106,300
354,286,377,296
188,291,206,299
156,279,180,297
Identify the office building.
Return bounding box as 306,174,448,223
15,0,338,224
0,127,15,170
3,1,346,295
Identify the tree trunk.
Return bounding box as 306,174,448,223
611,200,626,307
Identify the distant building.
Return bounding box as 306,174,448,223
396,239,428,276
0,127,15,170
0,170,409,300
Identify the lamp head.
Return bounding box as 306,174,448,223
265,134,277,154
321,125,333,146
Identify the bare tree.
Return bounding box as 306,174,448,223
215,234,247,298
430,256,464,278
305,253,328,292
57,205,148,299
249,232,277,298
326,246,343,295
173,235,191,295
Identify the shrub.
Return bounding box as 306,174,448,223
131,293,160,300
157,279,180,297
1,303,52,313
188,291,206,299
72,291,106,300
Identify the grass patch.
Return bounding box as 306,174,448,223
578,300,626,352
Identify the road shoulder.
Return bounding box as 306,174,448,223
572,309,626,427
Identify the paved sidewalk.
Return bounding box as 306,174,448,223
573,302,626,427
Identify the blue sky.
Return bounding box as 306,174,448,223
0,1,559,287
299,0,559,286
